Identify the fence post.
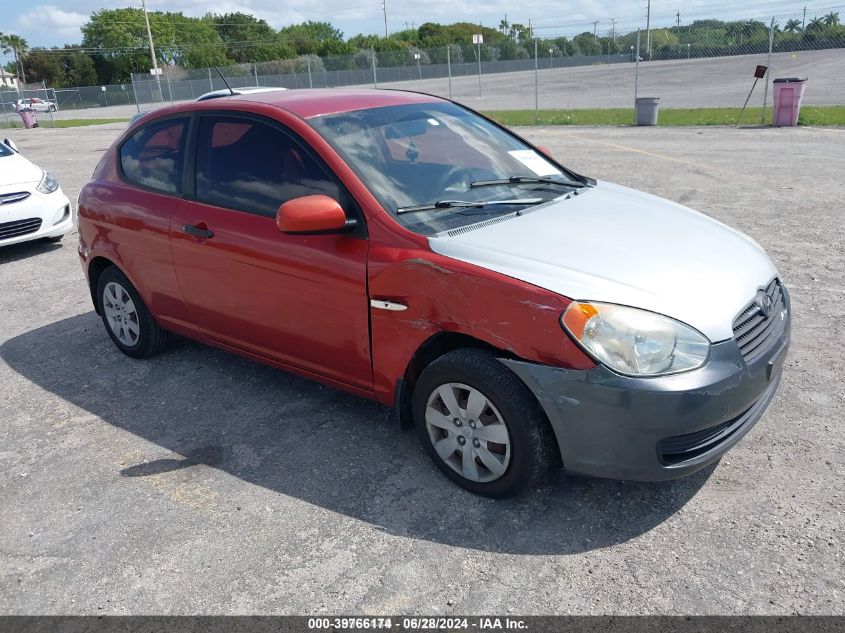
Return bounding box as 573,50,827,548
477,42,482,98
534,39,539,122
635,29,641,125
208,68,213,92
761,17,775,125
0,90,9,127
446,46,452,100
254,62,259,86
372,50,378,88
130,76,141,112
308,59,313,89
165,73,174,104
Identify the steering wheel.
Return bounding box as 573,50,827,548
433,166,476,194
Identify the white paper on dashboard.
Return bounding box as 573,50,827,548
507,150,562,177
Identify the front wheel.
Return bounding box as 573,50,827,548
96,266,168,358
412,349,558,498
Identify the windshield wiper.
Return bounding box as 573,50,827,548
396,198,543,215
470,176,586,189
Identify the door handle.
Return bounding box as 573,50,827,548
182,224,214,239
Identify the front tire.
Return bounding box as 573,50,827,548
412,349,558,498
96,266,168,358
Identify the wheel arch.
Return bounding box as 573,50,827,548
395,331,516,429
87,256,118,315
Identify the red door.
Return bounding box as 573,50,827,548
170,113,372,390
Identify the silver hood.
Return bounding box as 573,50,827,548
428,180,779,342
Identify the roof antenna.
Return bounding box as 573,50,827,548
213,66,235,95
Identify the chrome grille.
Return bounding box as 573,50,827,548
0,191,31,205
0,217,42,240
732,278,787,364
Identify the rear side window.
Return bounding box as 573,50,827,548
120,118,187,194
194,115,340,217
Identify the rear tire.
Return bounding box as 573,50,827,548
412,348,558,498
96,266,168,358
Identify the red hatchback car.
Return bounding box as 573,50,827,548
78,89,789,497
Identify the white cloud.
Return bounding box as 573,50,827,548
17,5,87,39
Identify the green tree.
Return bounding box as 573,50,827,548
21,48,62,86
62,47,98,86
208,12,291,62
19,46,97,88
572,32,600,56
0,33,29,84
823,12,840,27
784,19,802,33
279,21,344,55
82,9,231,81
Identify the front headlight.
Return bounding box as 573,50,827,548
37,171,59,194
562,302,710,376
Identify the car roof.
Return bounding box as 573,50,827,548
195,86,287,102
197,88,444,119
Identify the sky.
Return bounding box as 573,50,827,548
3,0,844,53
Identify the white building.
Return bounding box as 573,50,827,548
0,68,19,90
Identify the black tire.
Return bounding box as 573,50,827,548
412,348,558,498
96,266,168,358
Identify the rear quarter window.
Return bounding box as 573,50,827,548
119,118,187,194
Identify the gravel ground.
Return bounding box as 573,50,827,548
0,122,843,615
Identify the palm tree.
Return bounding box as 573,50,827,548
499,18,509,35
806,16,825,33
823,12,840,27
784,19,802,33
0,33,28,85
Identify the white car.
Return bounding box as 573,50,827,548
15,98,58,113
0,139,73,246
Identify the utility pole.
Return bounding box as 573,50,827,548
140,0,160,98
802,5,807,31
593,20,599,44
382,0,388,37
646,0,652,60
676,11,680,29
140,0,158,75
611,18,617,42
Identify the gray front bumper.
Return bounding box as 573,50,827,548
501,311,790,482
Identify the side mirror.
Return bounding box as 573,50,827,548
536,145,553,158
3,138,19,153
276,194,355,235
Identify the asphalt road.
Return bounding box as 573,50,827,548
0,122,843,615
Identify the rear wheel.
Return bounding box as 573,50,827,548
96,266,168,358
412,349,557,498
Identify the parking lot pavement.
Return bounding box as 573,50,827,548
0,122,843,615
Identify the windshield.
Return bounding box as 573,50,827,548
309,102,584,236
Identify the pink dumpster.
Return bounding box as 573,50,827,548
18,109,38,129
772,78,808,127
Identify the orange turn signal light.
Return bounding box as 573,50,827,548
562,302,599,340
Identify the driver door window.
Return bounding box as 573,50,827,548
195,115,340,217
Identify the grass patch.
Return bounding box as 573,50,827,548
483,106,845,127
0,117,130,129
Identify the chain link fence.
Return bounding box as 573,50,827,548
3,8,844,125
